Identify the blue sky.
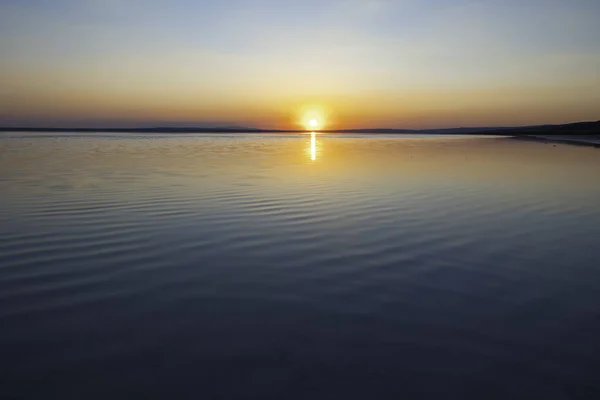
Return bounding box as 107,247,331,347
1,0,599,128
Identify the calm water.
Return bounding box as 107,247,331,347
1,133,600,399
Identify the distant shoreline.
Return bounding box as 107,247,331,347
513,135,600,148
0,120,597,136
0,127,506,134
1,120,598,148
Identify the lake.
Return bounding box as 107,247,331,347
1,133,600,399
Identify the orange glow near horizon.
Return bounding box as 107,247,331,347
2,78,599,130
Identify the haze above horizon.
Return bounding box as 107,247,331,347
1,0,599,130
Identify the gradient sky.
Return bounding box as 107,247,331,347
1,0,599,129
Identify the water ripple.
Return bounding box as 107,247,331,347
1,134,600,398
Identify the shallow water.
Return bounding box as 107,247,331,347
1,133,600,399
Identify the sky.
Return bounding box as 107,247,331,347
1,0,599,129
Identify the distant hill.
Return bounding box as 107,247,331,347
474,121,600,136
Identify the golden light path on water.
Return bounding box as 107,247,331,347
310,132,316,161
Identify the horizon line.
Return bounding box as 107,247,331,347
1,120,599,134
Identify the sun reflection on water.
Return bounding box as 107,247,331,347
310,132,316,161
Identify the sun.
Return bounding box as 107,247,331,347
298,105,327,131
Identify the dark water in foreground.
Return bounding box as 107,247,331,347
1,133,600,399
